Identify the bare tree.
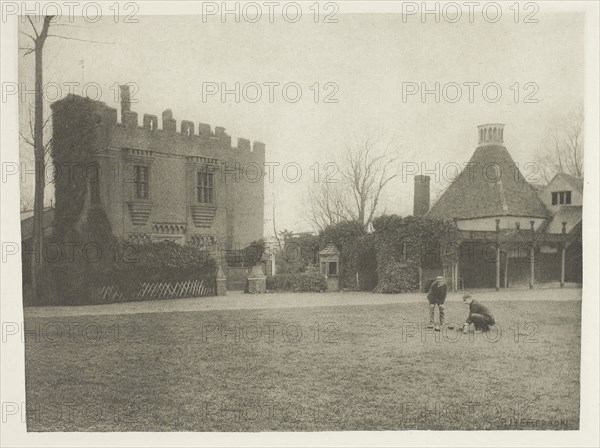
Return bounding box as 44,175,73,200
535,106,584,183
19,16,54,302
19,16,115,301
20,106,54,186
271,192,283,252
308,129,399,231
20,193,35,212
307,181,352,231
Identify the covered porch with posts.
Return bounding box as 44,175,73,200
443,220,577,292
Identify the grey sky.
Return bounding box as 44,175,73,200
19,10,584,235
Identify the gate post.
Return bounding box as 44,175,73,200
216,266,227,296
247,264,267,294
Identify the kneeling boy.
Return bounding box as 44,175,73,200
462,294,495,332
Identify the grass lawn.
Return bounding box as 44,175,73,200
24,299,581,431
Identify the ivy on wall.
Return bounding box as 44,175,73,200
274,233,319,274
372,215,454,293
51,97,103,242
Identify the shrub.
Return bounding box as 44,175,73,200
274,233,319,274
267,266,327,292
112,240,217,292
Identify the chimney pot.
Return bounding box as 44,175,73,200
477,123,505,147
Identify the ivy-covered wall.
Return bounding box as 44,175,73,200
51,96,102,243
372,215,454,293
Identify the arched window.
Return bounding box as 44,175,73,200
493,128,497,140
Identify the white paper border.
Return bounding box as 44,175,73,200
1,1,598,446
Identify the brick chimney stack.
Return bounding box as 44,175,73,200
413,175,430,217
119,84,131,123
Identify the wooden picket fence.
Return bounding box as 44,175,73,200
91,278,215,304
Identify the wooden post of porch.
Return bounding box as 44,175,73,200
453,262,457,292
496,249,501,291
495,219,500,291
530,220,535,289
560,221,567,288
452,217,459,292
504,251,509,288
455,258,460,291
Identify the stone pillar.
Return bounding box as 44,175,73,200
247,264,267,294
216,266,227,296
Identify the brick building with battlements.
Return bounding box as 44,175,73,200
50,85,265,254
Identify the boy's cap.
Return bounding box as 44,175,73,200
463,294,472,300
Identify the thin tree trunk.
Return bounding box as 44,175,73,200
31,17,52,303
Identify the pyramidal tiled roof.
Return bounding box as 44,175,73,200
426,144,549,220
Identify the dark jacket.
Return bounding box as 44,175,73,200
469,299,494,321
427,280,447,304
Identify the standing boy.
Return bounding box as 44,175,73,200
427,275,447,331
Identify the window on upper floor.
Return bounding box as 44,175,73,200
134,165,149,200
552,191,572,205
197,171,214,204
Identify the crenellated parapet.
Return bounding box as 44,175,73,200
107,85,266,162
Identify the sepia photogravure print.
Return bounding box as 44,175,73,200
1,1,598,447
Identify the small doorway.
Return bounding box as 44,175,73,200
319,244,340,291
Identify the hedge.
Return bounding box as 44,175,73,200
266,266,327,292
33,205,217,306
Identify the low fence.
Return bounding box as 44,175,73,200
91,279,215,304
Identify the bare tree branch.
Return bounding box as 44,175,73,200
46,34,117,45
26,16,39,38
19,132,34,147
19,30,37,43
535,105,584,182
308,129,400,231
19,47,35,55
